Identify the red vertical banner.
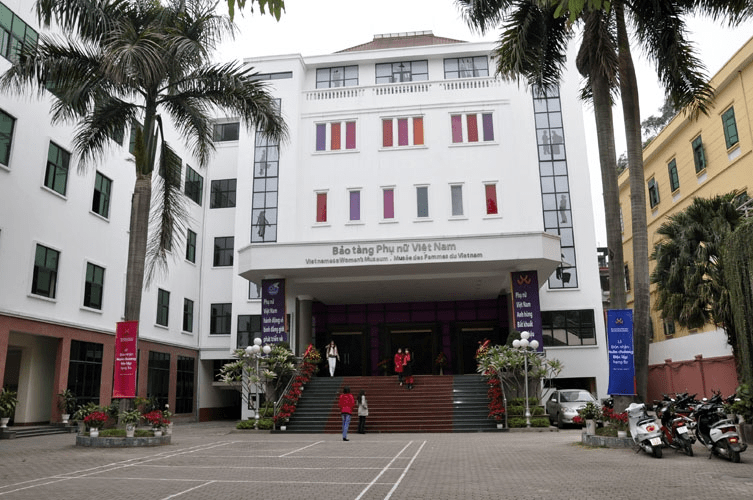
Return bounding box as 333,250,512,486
113,321,138,398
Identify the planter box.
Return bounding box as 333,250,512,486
76,435,171,447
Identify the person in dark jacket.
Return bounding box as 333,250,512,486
403,349,414,390
338,386,355,441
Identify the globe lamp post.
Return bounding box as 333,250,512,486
512,331,539,428
245,338,272,426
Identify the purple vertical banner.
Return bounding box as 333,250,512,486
607,309,636,395
510,271,544,352
262,279,287,344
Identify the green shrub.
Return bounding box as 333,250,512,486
507,417,527,428
236,419,257,430
257,418,274,430
507,405,524,416
531,417,549,427
510,397,538,406
259,407,274,418
98,428,153,437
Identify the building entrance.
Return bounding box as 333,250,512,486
329,331,366,376
389,328,434,375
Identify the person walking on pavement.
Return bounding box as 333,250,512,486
357,390,368,434
394,348,405,386
326,340,340,377
339,386,355,441
403,348,414,390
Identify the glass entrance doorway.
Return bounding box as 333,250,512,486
329,331,366,376
458,326,501,374
389,328,434,375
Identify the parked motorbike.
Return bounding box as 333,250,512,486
654,394,695,456
691,391,747,463
627,402,664,458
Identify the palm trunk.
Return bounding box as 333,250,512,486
616,1,650,403
124,173,152,322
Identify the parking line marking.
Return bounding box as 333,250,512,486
160,480,216,499
384,440,426,499
280,440,324,457
354,441,413,500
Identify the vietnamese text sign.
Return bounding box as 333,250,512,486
113,321,138,398
606,309,636,395
306,241,484,265
261,279,287,344
510,271,544,352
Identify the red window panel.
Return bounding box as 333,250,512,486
316,193,327,222
451,115,463,143
397,118,409,146
345,121,356,149
413,117,424,145
383,189,394,219
467,114,479,142
485,184,498,215
330,122,341,150
382,119,393,148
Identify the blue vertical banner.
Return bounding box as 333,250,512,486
261,279,287,344
510,271,544,352
606,309,636,395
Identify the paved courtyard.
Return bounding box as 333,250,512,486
1,422,752,499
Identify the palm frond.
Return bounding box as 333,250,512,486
456,0,515,34
35,0,130,41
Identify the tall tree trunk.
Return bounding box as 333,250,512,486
124,174,152,323
616,1,650,403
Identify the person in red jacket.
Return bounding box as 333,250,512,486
394,348,405,386
338,386,355,441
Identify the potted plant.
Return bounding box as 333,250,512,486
162,404,173,435
83,411,108,437
435,352,448,375
72,402,99,434
0,388,18,428
57,389,76,423
577,401,602,435
730,383,753,444
143,410,165,436
120,409,142,437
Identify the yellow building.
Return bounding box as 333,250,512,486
618,35,753,397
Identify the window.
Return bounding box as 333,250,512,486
375,60,428,84
83,263,105,310
185,229,197,263
485,184,498,215
624,263,631,292
316,66,358,88
210,179,236,208
175,356,195,414
213,236,234,267
156,288,170,326
383,188,395,220
647,177,660,208
316,192,327,223
184,165,203,205
249,281,261,299
722,107,739,149
451,113,494,143
32,244,59,298
92,172,112,218
450,184,463,216
315,121,356,151
692,136,706,173
444,56,489,79
663,318,676,337
541,309,596,347
128,120,143,155
349,190,361,222
44,142,70,196
237,314,261,349
212,122,239,142
382,117,424,147
0,4,37,63
210,303,232,335
183,298,194,333
253,71,293,81
667,159,680,192
252,122,281,243
416,186,429,218
66,340,103,406
147,351,170,409
0,108,15,166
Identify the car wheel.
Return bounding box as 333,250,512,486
556,413,564,429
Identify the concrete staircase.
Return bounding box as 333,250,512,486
0,423,76,439
285,374,496,433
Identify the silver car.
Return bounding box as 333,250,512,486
546,389,597,428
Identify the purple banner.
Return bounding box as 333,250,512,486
607,309,636,395
510,271,544,352
261,279,287,344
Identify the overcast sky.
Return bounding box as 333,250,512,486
218,1,753,246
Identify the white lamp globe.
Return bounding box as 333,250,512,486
254,337,262,346
262,345,272,355
245,346,254,356
520,339,529,348
512,339,521,348
530,339,539,350
251,344,261,354
520,331,530,340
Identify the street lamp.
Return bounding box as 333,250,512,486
512,331,539,428
245,337,272,426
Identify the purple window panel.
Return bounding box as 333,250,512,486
383,189,394,219
397,118,409,146
346,121,356,149
316,123,326,151
451,115,463,143
349,190,360,221
482,113,494,141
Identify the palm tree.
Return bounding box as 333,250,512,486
225,0,285,21
1,0,288,325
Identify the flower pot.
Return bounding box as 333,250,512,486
585,419,596,435
0,417,9,428
617,430,628,438
496,423,504,429
89,428,99,438
61,413,70,424
280,425,287,431
125,424,136,438
153,429,162,437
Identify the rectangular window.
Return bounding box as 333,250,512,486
183,298,194,333
722,107,739,149
92,172,112,218
349,190,360,221
249,282,261,300
346,121,356,150
252,71,293,81
541,309,596,347
382,119,393,148
663,318,676,337
237,315,262,349
647,177,660,208
128,120,142,155
382,117,424,148
32,244,59,298
66,340,103,406
251,122,281,243
316,65,358,88
44,142,70,196
156,288,170,326
444,56,489,79
451,115,463,143
316,192,327,223
451,113,494,144
147,351,170,409
84,262,105,310
375,60,428,84
315,121,356,152
212,122,239,142
416,186,429,218
331,122,341,150
624,263,631,292
413,117,424,146
383,188,395,219
667,159,680,192
210,178,237,208
184,166,203,205
0,108,15,166
450,185,463,216
692,136,706,173
175,355,195,414
185,229,197,263
0,5,37,63
485,184,498,215
210,303,232,335
467,114,479,142
213,236,234,267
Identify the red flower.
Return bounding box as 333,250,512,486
573,415,583,425
83,411,108,427
143,410,165,427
